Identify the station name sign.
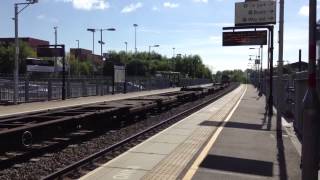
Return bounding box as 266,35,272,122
235,0,276,26
223,30,267,46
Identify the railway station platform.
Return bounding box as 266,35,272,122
0,87,181,118
80,84,301,180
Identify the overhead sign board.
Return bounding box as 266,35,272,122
37,47,65,57
223,30,267,46
114,65,125,83
235,0,276,26
26,58,55,73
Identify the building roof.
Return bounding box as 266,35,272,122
0,37,49,48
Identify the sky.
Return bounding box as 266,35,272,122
0,0,317,72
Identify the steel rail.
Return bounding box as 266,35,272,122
42,83,238,180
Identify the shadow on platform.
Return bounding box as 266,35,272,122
199,154,273,177
199,120,267,131
199,108,289,179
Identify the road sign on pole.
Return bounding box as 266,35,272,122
235,1,276,26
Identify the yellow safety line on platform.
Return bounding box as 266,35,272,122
182,85,247,180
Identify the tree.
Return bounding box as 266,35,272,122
0,41,36,74
214,69,246,83
67,53,94,76
75,50,212,78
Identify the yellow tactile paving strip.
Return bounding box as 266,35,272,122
141,85,245,180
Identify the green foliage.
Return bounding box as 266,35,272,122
214,69,247,83
0,44,213,79
67,53,94,76
0,41,36,74
102,51,213,79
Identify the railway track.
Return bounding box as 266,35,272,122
0,83,238,179
43,83,238,180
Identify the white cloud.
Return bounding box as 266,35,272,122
193,0,208,3
140,27,161,34
209,36,221,44
121,2,143,13
163,2,179,8
37,14,45,20
298,5,320,16
36,14,59,23
57,0,109,10
152,6,159,11
182,22,233,28
299,5,309,16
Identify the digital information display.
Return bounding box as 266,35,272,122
223,30,267,46
37,47,65,57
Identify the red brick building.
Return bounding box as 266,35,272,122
70,48,103,66
0,37,49,50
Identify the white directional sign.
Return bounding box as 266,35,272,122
235,0,276,26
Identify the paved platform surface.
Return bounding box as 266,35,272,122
186,85,301,180
80,84,246,180
0,88,181,118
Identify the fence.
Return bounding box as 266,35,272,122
0,75,212,104
251,71,320,137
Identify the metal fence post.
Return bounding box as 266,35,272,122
82,79,87,97
48,79,52,101
95,78,99,96
25,75,29,102
67,76,71,98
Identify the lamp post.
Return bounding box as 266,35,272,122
54,26,58,45
172,48,176,71
87,28,115,74
13,0,38,104
249,48,261,89
148,45,160,55
133,24,138,54
98,28,116,61
148,45,160,59
248,54,256,85
124,41,128,54
124,41,128,94
87,28,96,55
260,45,263,95
76,40,80,76
172,47,176,58
53,26,58,73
